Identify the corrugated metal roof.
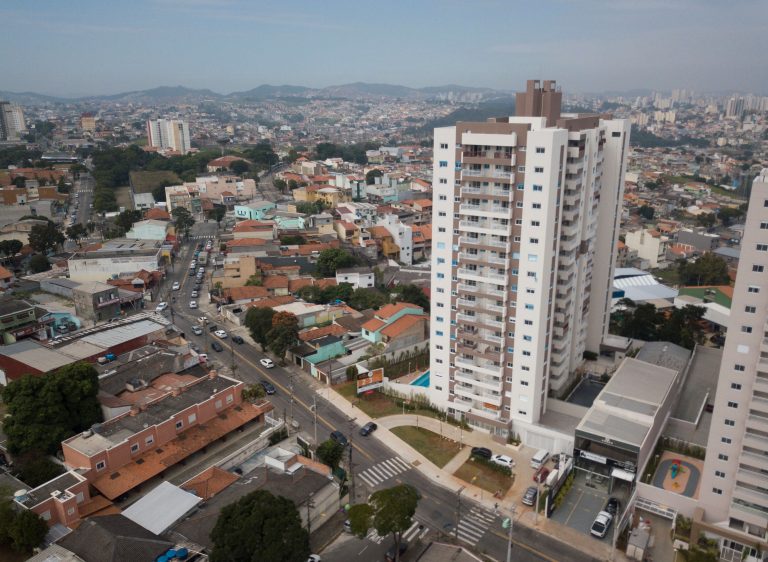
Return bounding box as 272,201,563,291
80,319,165,347
123,481,201,535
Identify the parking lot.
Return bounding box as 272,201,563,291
550,472,611,538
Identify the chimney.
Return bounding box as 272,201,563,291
208,369,218,380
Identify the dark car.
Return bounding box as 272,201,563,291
211,341,224,352
605,497,621,517
232,335,245,344
384,540,408,562
470,447,492,460
360,422,377,436
260,380,276,395
533,466,550,484
521,486,538,506
209,324,218,332
330,431,349,447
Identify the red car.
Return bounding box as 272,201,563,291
533,466,550,483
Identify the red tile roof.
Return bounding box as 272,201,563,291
380,314,427,339
181,466,239,500
224,286,269,301
376,302,422,319
298,324,348,342
145,207,170,220
227,238,268,248
362,318,385,332
233,220,275,233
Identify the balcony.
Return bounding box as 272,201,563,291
454,372,503,391
457,283,479,293
457,298,478,309
459,203,513,217
459,220,510,234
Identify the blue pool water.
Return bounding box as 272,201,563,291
411,371,430,387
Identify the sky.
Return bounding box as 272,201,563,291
1,0,767,96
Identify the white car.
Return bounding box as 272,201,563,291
198,353,208,362
191,325,203,335
155,302,168,312
190,290,199,298
172,281,181,291
260,358,275,368
491,454,515,469
198,316,208,324
214,329,228,339
189,300,198,309
590,511,613,539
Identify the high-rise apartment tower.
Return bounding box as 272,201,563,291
0,101,27,141
146,118,191,154
428,80,630,441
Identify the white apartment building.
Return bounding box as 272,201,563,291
624,228,670,269
146,118,191,154
377,214,413,265
428,80,630,440
697,169,768,558
0,101,27,141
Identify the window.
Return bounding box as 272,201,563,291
522,351,531,356
525,304,534,310
226,394,234,404
758,244,768,251
532,203,541,209
524,319,533,325
437,288,445,293
718,454,729,461
438,211,447,217
535,147,545,154
521,365,530,371
439,195,447,201
437,302,444,308
517,183,524,190
731,383,742,390
753,265,764,273
436,344,443,350
531,220,540,226
722,437,732,444
514,236,521,242
437,273,445,279
436,242,446,250
725,419,736,427
515,219,523,225
748,286,760,293
525,288,535,294
517,166,525,172
188,413,197,424
439,178,447,184
533,185,543,191
745,306,756,313
440,143,449,149
534,167,544,173
518,410,527,416
761,221,768,229
439,161,448,168
530,238,539,244
523,335,532,342
516,202,524,208
527,272,536,278
438,227,446,233
435,358,443,364
437,258,445,264
436,316,444,322
436,330,444,336
612,131,621,137
96,461,106,471
735,364,746,371
435,386,443,391
727,401,738,408
175,420,184,430
215,399,222,409
145,436,154,446
712,488,723,495
715,470,726,478
741,326,753,334
130,443,139,454
528,254,538,262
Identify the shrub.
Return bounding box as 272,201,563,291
268,427,288,445
583,350,598,361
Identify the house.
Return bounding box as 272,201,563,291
289,333,347,370
234,200,277,221
125,219,171,241
272,301,348,328
71,281,122,324
624,228,670,269
0,297,54,345
0,264,15,289
336,267,375,289
232,220,277,240
144,207,170,221
0,218,49,245
334,220,358,242
293,184,349,207
14,470,92,528
68,240,165,282
207,155,252,172
411,224,432,261
361,302,429,350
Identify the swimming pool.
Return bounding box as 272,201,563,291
411,370,430,387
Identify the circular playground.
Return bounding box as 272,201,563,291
652,451,702,499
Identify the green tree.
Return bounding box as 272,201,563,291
244,275,263,287
280,234,306,245
0,498,47,553
391,284,430,312
0,239,23,257
1,362,103,455
658,305,706,349
348,288,388,311
638,205,655,220
15,453,65,487
347,484,419,561
678,253,730,286
295,201,326,215
316,439,344,469
209,205,226,226
114,209,143,233
230,159,250,175
245,307,276,348
696,213,717,228
57,176,69,193
66,223,88,246
171,206,196,238
267,311,299,360
242,383,267,402
12,176,26,188
315,248,357,277
273,179,287,193
288,179,298,191
28,221,64,253
366,169,384,185
28,254,51,273
210,490,310,562
680,545,719,562
718,206,745,227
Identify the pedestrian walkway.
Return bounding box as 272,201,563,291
367,519,429,545
357,456,412,488
456,505,497,547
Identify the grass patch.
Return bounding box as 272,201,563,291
454,459,514,495
114,185,133,210
129,170,181,194
390,426,461,468
650,267,680,286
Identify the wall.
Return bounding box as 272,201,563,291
636,481,699,518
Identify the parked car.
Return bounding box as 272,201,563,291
590,511,613,538
211,341,224,352
330,431,349,447
209,324,218,332
470,447,492,460
214,329,228,339
189,300,198,309
522,486,538,506
605,497,621,517
260,380,276,395
260,358,275,368
172,281,180,291
384,541,407,562
191,325,203,335
232,335,244,344
360,422,377,436
533,466,550,483
190,290,199,298
198,353,208,361
155,302,168,312
307,556,321,562
198,316,208,324
491,454,515,469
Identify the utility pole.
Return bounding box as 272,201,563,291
455,486,465,540
348,416,356,502
288,374,295,435
230,341,237,379
312,395,318,448
305,492,315,538
503,504,516,562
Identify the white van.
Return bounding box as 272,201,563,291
530,449,550,470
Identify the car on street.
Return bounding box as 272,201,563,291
330,430,349,447
522,486,538,506
307,555,321,562
260,380,276,395
470,447,492,460
198,267,205,273
232,335,244,344
155,302,168,312
198,316,208,324
198,353,208,361
533,466,550,483
172,281,180,291
260,358,275,368
491,454,515,469
211,342,224,352
605,497,621,517
189,300,198,309
190,290,199,298
590,511,613,538
385,541,407,562
214,329,228,339
360,422,377,436
191,325,203,335
209,324,218,332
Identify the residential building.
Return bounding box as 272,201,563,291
624,228,670,268
146,118,191,154
125,219,170,241
80,112,96,133
207,155,251,172
336,267,375,289
0,297,54,345
232,219,277,240
71,282,121,324
0,101,26,140
696,169,768,555
234,200,277,220
376,214,414,265
429,79,630,440
362,302,428,351
68,240,165,282
14,470,92,528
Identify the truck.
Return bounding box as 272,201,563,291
197,251,208,266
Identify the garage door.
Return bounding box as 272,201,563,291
524,429,556,452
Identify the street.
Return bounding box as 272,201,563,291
160,222,599,562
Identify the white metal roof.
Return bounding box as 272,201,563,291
123,481,201,535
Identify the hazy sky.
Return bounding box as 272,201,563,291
2,0,766,96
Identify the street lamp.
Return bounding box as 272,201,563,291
502,503,516,562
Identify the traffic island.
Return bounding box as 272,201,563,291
453,459,514,497
390,426,463,468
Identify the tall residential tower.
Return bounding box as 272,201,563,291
428,80,629,442
0,101,27,141
697,169,768,556
146,118,191,154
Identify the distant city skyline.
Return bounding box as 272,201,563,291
1,0,766,97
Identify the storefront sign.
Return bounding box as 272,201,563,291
357,368,384,394
580,450,608,464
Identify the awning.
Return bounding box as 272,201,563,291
612,467,636,482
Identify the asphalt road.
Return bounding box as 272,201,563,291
73,173,94,226
160,223,599,562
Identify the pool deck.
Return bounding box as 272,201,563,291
394,370,428,385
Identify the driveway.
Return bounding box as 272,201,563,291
550,472,609,537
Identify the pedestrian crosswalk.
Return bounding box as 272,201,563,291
456,506,496,546
366,520,429,544
187,235,215,240
358,457,412,488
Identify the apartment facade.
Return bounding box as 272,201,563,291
429,80,629,439
146,118,191,154
0,101,26,140
696,169,768,558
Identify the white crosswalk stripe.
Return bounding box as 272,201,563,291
455,506,497,546
367,529,385,544
358,456,412,488
368,521,429,545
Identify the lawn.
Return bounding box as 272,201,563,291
390,426,462,468
129,170,181,194
650,267,680,286
114,185,133,210
454,459,514,495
